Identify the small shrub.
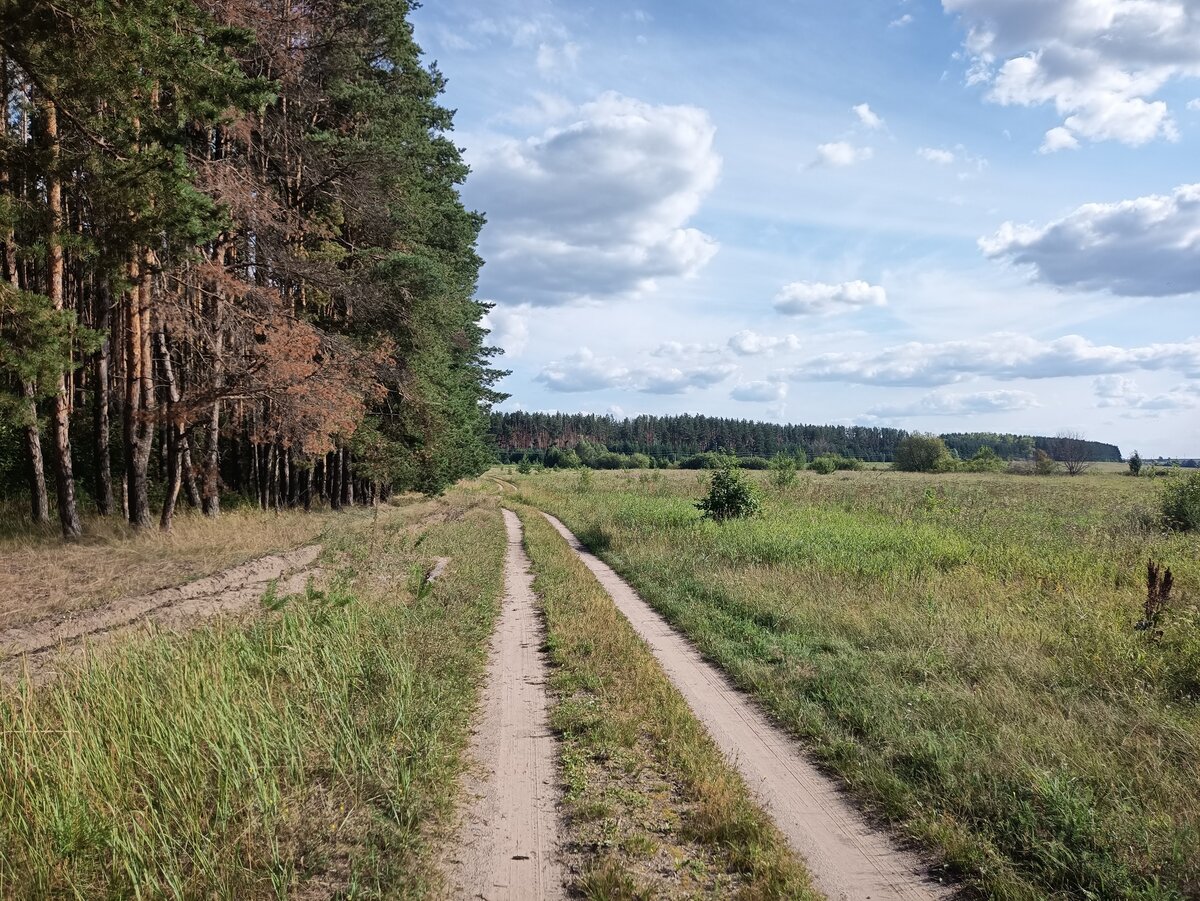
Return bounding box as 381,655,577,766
769,453,798,488
809,456,837,475
739,456,771,470
680,452,726,470
696,461,760,522
962,446,1005,473
1033,449,1061,476
1161,471,1200,531
516,457,532,474
1128,450,1142,476
576,468,594,493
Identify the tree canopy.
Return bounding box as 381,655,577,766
0,0,505,535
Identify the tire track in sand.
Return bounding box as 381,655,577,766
449,509,565,900
542,511,952,901
0,545,322,684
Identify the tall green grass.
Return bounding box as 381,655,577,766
0,494,505,898
512,468,1200,900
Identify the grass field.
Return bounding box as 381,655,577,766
509,467,1200,900
0,490,506,898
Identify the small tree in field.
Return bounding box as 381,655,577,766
697,460,760,522
1129,450,1142,476
1051,431,1094,476
894,434,951,472
769,452,798,487
1033,448,1061,475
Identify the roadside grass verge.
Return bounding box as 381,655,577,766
510,469,1200,900
0,490,503,898
516,504,818,900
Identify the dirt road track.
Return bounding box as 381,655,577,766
449,509,565,900
0,545,322,683
542,511,952,901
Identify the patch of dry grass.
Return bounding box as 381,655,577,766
0,497,436,627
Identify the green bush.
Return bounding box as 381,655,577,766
626,453,653,470
738,456,771,470
1128,450,1142,476
594,452,626,470
894,434,951,472
809,456,837,475
769,453,798,488
961,446,1005,473
680,452,726,470
696,461,760,522
1161,471,1200,531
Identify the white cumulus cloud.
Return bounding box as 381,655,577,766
728,330,802,356
943,0,1200,148
469,93,721,306
481,306,529,357
890,13,915,27
774,280,888,316
918,147,957,165
813,141,874,167
731,380,788,403
869,389,1040,417
790,333,1200,386
981,183,1200,297
536,348,736,394
854,103,886,129
1093,375,1197,412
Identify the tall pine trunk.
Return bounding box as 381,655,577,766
22,383,50,523
123,255,155,529
156,330,184,530
42,95,82,539
93,283,114,515
201,400,221,515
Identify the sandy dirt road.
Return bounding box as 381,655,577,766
0,545,322,683
448,509,565,900
543,511,952,901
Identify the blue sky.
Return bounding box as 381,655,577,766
411,0,1200,456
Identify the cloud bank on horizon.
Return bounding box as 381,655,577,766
414,0,1200,456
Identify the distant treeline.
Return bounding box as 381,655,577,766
489,413,1122,464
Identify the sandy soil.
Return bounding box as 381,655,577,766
447,509,565,900
542,511,953,901
0,544,322,683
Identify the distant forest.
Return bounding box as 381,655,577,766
489,412,1123,464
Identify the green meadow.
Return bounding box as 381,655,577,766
510,467,1200,900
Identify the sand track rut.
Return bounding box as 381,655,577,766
543,511,952,901
0,544,322,683
449,509,565,900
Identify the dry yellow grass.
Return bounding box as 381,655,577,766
0,503,409,627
